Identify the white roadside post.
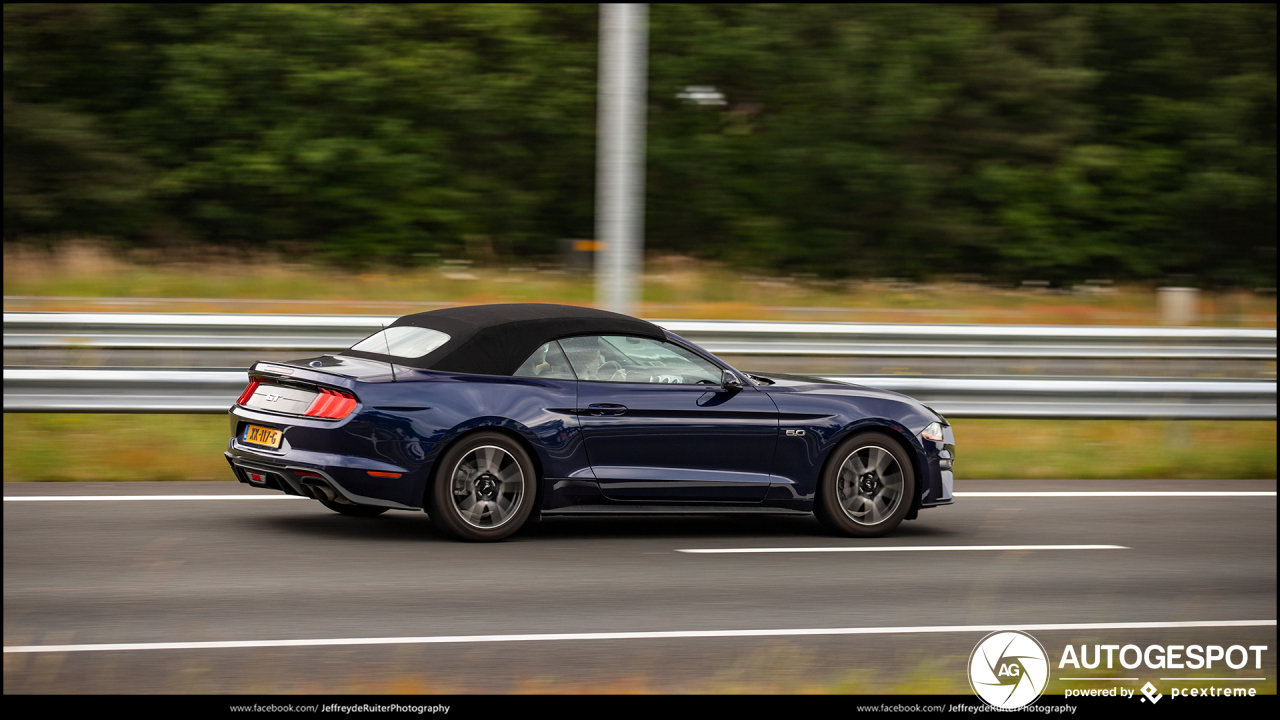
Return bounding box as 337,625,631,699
1157,287,1200,326
595,3,648,316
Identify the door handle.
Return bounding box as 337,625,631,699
587,403,627,416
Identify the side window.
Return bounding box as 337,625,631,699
560,335,722,384
512,342,576,380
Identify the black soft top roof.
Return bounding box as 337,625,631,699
340,303,665,376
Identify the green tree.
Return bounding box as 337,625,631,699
3,4,1274,285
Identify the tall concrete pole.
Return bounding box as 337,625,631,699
595,3,648,316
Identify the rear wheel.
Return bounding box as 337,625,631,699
318,498,389,517
427,431,536,542
815,432,915,537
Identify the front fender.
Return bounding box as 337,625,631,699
766,391,938,507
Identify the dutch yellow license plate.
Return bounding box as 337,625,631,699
243,424,282,449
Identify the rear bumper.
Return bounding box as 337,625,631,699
228,403,424,508
225,448,419,510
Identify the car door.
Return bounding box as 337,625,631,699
560,335,779,502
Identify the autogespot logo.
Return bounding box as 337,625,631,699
969,630,1050,709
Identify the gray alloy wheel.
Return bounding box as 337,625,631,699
449,445,525,529
815,432,916,537
428,431,535,542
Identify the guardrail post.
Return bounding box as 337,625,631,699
1158,287,1199,326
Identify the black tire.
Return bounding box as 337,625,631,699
427,431,536,542
318,498,390,517
815,432,916,538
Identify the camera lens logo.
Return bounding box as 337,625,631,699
968,630,1050,709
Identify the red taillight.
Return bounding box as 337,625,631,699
236,378,261,406
307,390,336,417
304,388,357,419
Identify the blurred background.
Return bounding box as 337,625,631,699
4,4,1275,284
3,4,1276,483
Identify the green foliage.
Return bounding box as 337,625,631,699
647,4,1276,285
3,92,156,240
3,4,1275,284
4,3,599,258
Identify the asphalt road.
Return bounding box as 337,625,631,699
4,479,1276,694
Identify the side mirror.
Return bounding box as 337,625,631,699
720,370,744,391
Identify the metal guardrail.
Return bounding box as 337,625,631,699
4,368,1274,419
5,313,1276,359
4,314,1274,418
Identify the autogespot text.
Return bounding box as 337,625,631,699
1058,644,1267,670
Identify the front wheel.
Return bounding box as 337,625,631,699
815,432,916,537
427,431,536,542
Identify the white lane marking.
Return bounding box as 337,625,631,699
4,495,306,502
6,491,1273,502
4,619,1273,655
955,491,1275,497
676,544,1127,554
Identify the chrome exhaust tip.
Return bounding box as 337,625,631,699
300,480,335,503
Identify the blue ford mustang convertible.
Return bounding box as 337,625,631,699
226,304,954,541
